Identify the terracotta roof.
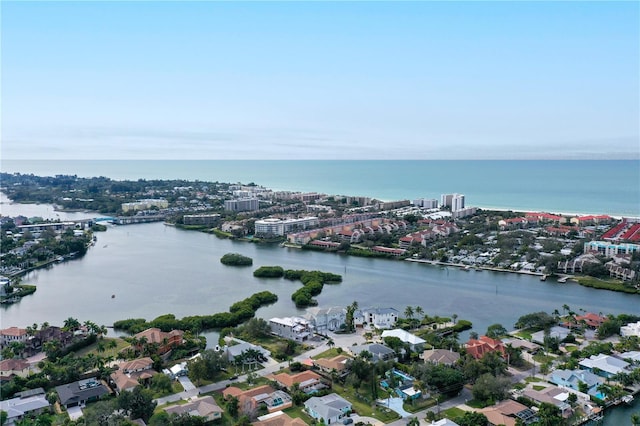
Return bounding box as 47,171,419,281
0,358,30,372
1,327,27,337
254,412,308,426
269,371,322,389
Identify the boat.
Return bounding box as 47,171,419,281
621,395,634,404
540,274,547,281
557,276,568,283
111,294,116,299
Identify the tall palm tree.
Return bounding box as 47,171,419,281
327,338,335,350
415,306,424,321
404,306,414,320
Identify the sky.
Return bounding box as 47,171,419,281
1,1,639,160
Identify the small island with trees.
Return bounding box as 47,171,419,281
220,253,253,266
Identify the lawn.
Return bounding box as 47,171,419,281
442,406,466,420
284,405,316,422
564,345,579,352
532,385,547,391
403,397,436,413
533,353,555,364
74,337,129,358
331,383,400,422
312,348,344,360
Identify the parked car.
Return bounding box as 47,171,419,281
343,418,353,425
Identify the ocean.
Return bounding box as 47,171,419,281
1,159,639,217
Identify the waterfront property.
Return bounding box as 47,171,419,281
550,369,604,399
269,317,313,341
255,217,319,237
304,393,352,424
531,326,571,345
479,399,538,426
381,329,426,351
621,321,640,337
305,306,347,333
354,307,399,329
579,354,630,378
132,328,184,355
521,386,573,418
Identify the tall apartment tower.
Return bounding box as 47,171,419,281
441,193,465,211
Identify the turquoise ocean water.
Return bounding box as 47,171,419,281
2,160,639,217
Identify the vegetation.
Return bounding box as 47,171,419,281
253,266,284,278
114,291,278,333
220,252,253,266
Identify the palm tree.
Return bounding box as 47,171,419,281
63,317,80,332
452,314,458,325
404,306,414,321
327,338,335,350
631,413,640,426
415,306,424,320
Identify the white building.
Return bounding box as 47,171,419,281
412,198,439,209
584,241,640,257
305,307,347,333
621,321,640,337
255,217,319,236
224,198,259,212
121,199,168,212
381,329,426,350
440,193,465,211
269,317,313,341
354,307,399,329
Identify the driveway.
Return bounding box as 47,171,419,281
178,375,196,392
377,397,412,418
67,405,84,420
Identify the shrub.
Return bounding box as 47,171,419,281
220,253,253,266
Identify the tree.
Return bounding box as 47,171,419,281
118,386,157,423
227,396,239,418
456,411,488,426
63,317,80,332
326,338,335,350
471,373,511,404
150,374,173,394
404,306,414,321
535,402,564,426
486,324,507,339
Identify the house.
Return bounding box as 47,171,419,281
381,329,426,351
531,326,571,345
0,358,33,380
304,393,352,424
430,420,461,426
621,321,640,337
164,396,223,422
225,340,270,363
349,343,396,362
354,307,399,329
132,328,184,355
618,351,640,364
502,338,541,354
522,386,573,417
0,388,50,426
579,354,630,378
223,385,292,414
55,377,109,408
550,369,603,399
421,349,460,366
110,357,157,394
0,327,28,347
312,355,351,375
574,313,607,329
268,371,327,394
465,336,506,360
304,307,347,333
479,399,538,426
255,410,309,426
269,317,313,341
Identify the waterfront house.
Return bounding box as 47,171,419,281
0,388,50,426
163,396,223,422
479,399,538,426
132,328,184,355
110,357,157,394
522,386,573,418
269,317,313,341
531,326,571,345
304,393,351,424
304,306,347,333
268,371,327,394
579,354,630,378
421,349,461,366
573,313,607,329
0,327,28,348
381,329,426,351
55,377,109,409
354,307,399,329
618,351,640,364
465,336,506,360
550,369,603,399
621,321,640,337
